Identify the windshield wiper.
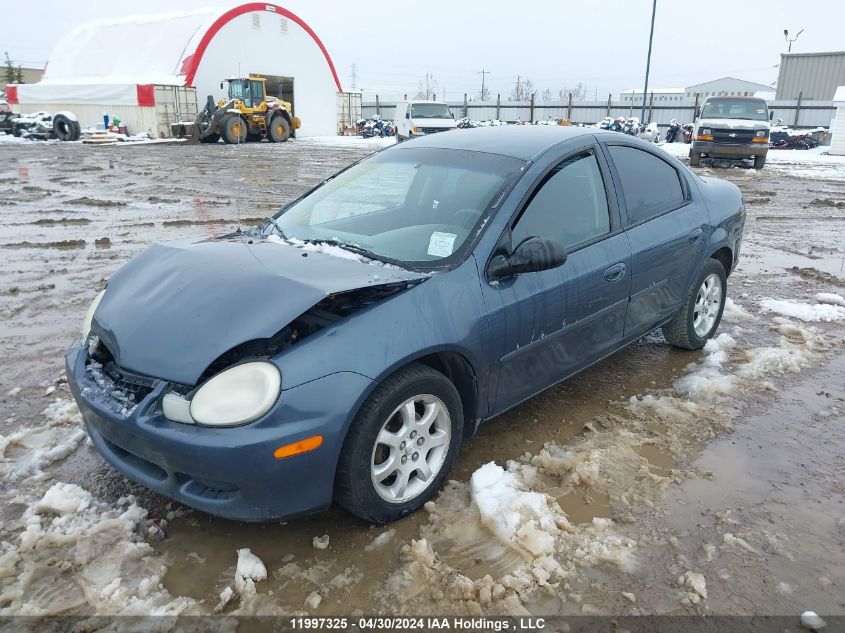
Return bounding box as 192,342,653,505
265,216,286,239
299,238,390,264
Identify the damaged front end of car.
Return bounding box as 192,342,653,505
64,236,429,520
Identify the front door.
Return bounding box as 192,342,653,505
481,147,632,412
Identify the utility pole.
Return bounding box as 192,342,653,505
640,0,657,123
478,69,490,100
516,75,522,101
350,63,358,91
784,28,804,52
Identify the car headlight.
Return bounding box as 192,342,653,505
188,362,281,427
755,130,767,137
82,289,106,340
701,128,711,135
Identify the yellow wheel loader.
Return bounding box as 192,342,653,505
192,75,301,144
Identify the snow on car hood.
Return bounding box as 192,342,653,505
697,118,769,130
91,236,425,385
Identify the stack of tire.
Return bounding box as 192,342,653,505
52,112,81,142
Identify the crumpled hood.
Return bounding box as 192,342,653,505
92,236,424,385
698,118,769,130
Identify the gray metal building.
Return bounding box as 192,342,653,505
775,51,845,100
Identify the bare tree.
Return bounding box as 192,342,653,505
558,83,586,101
540,88,554,103
418,73,439,100
478,85,491,101
509,76,534,101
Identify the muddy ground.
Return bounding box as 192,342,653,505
0,137,843,621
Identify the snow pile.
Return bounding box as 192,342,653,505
1,483,199,616
722,297,755,322
761,297,845,322
0,398,85,481
680,571,707,605
470,462,562,557
815,292,845,307
365,529,396,551
384,457,636,615
233,548,267,601
674,333,739,398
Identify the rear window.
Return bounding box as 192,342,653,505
608,146,685,225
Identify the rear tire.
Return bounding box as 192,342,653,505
689,151,701,167
221,115,247,144
662,258,727,350
268,115,291,143
753,155,766,169
199,133,220,144
334,363,463,524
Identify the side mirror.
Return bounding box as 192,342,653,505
488,236,567,280
405,111,410,119
219,82,224,90
694,107,701,119
769,111,774,120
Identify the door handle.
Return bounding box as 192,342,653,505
688,228,703,244
604,262,626,283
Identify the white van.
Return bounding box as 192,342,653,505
394,100,457,141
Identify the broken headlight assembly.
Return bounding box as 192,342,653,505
82,289,106,340
163,361,281,427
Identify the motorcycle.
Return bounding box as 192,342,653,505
608,117,626,132
622,117,639,136
637,121,660,143
682,123,694,144
596,117,612,130
664,119,681,143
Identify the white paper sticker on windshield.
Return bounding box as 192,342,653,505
427,231,457,257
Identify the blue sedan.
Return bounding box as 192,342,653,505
67,127,744,523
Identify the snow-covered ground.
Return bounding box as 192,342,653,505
659,141,845,181
0,136,844,619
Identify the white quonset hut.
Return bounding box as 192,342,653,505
7,3,343,137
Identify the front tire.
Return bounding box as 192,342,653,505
221,115,247,144
689,151,701,167
753,155,766,169
662,258,727,350
335,363,463,523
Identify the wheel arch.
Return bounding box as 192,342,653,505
346,348,481,445
709,245,733,276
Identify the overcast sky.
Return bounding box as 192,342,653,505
3,0,843,99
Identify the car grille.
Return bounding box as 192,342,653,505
421,127,451,134
711,129,756,144
102,362,158,402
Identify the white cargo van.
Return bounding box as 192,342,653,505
394,100,457,141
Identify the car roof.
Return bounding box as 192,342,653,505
392,125,599,160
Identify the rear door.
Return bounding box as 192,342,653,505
602,143,707,338
481,144,631,412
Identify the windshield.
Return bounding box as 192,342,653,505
701,98,768,121
410,103,453,119
268,148,522,267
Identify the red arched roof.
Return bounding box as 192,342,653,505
180,3,342,92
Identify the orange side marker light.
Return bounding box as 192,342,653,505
274,435,323,459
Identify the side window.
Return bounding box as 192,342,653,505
512,151,610,251
608,145,685,224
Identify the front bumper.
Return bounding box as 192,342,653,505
693,141,767,159
66,343,373,522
